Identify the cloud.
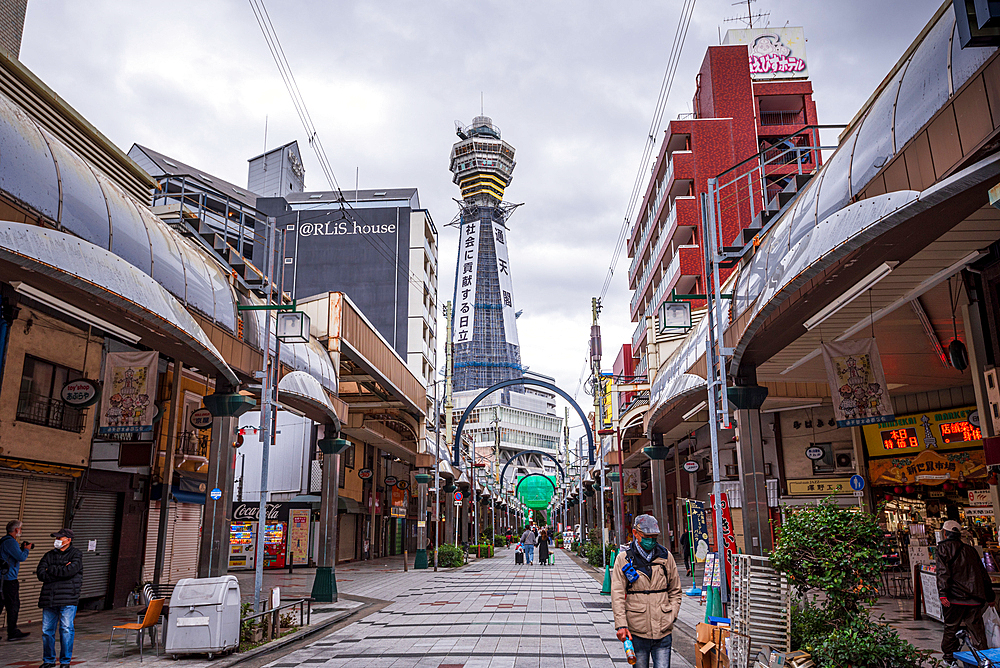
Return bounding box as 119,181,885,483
20,0,946,421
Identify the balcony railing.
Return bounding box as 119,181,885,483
629,156,678,279
16,392,86,433
760,110,805,126
632,319,647,352
630,207,678,314
176,430,210,458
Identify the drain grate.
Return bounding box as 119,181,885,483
583,601,612,609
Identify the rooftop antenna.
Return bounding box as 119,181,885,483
724,0,769,29
481,92,484,115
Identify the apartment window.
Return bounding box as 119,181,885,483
17,355,86,433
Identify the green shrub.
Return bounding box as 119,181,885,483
773,498,937,668
770,497,883,615
437,543,464,568
493,535,507,547
585,542,616,567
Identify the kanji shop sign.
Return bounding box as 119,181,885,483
786,477,853,496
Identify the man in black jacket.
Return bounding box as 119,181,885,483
937,519,996,664
36,528,82,668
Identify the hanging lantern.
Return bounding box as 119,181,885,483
885,494,894,502
957,481,968,490
943,482,954,492
989,470,999,486
894,486,904,494
905,485,916,494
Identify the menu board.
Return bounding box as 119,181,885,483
288,509,310,566
920,568,944,622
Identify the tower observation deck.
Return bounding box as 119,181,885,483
449,116,522,393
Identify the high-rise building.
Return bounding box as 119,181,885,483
448,117,562,477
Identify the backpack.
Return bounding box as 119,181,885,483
0,534,12,578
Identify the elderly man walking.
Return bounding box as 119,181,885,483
611,514,683,668
520,525,537,565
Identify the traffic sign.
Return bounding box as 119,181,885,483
849,474,865,492
209,488,222,501
454,491,463,502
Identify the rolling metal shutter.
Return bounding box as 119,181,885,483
0,473,69,624
143,501,202,584
337,514,356,563
71,491,119,600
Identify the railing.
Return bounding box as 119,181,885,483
630,207,679,314
629,155,677,279
636,251,682,319
632,319,647,351
240,598,312,645
760,110,805,126
16,392,86,433
176,430,210,457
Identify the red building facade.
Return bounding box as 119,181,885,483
629,29,820,377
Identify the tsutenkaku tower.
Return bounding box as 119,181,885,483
449,116,523,392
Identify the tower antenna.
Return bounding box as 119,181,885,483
724,0,768,28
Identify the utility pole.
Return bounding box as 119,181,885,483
590,297,607,569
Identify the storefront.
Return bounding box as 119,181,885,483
866,406,992,568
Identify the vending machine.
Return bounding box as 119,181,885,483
229,522,256,570
263,521,287,569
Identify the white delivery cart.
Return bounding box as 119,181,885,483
165,575,241,659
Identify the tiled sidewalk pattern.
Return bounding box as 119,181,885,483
260,546,694,668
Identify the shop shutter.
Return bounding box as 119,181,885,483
72,491,119,600
16,477,69,624
0,474,23,529
143,501,202,584
167,503,202,583
338,514,356,563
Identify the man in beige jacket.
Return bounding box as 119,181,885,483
611,514,683,668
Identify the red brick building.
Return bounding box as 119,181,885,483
629,28,820,377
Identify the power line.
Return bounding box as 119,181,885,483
598,0,699,302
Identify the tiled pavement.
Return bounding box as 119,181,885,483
258,546,695,668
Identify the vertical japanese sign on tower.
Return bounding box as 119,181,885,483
492,222,519,347
455,221,480,345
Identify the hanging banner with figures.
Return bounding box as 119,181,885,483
98,351,158,434
868,449,987,486
454,220,480,345
622,468,642,496
822,338,894,427
710,492,738,587
492,221,519,348
686,499,710,564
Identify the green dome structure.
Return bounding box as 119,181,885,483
515,474,556,510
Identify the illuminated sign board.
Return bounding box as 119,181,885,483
863,406,981,457
723,27,808,80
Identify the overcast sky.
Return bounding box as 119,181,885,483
19,0,947,425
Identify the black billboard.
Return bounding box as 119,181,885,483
257,197,411,357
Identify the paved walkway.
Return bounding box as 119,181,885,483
259,546,694,668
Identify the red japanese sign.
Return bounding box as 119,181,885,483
710,492,738,588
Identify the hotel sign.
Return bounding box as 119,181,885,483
724,27,808,80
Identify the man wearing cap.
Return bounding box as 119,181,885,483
36,528,82,668
937,519,995,664
611,514,683,668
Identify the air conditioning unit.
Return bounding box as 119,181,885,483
985,367,1000,434
833,444,855,474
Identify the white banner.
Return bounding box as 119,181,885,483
98,351,158,435
492,222,519,348
455,220,479,345
821,338,894,428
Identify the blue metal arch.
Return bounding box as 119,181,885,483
452,378,595,467
499,450,565,492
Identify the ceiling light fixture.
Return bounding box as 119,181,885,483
12,282,141,344
682,401,707,421
803,262,897,331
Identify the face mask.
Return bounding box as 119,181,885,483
639,537,657,551
53,539,63,549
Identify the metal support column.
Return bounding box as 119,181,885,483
730,385,771,555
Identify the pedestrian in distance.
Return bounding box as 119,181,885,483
611,514,683,668
538,529,549,566
36,528,82,668
520,525,536,565
679,530,692,578
937,519,996,664
0,519,33,641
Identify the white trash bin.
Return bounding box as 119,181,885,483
164,575,241,659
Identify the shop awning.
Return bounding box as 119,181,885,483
339,497,362,513
276,370,342,429
0,222,236,384
645,372,707,441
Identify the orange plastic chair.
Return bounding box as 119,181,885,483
106,597,164,662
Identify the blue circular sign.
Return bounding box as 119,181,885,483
210,487,222,500
849,475,865,492
454,491,463,502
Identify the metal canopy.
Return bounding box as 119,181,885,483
0,221,236,383
258,370,343,428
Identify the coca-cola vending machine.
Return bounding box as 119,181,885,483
231,501,311,570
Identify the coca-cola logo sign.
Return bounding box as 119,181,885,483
232,502,282,522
